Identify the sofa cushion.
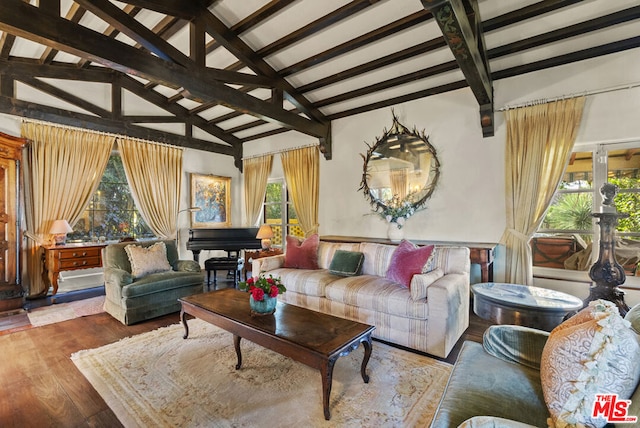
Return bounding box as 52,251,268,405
269,268,338,297
359,242,397,276
317,241,361,269
409,268,443,301
329,250,364,276
386,240,435,287
122,271,204,298
540,299,640,428
325,275,428,319
284,234,319,269
124,242,172,279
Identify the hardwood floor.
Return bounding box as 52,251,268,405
0,286,492,427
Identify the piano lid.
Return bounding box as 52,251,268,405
186,227,262,252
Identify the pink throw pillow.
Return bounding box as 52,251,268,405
386,240,435,288
284,234,320,270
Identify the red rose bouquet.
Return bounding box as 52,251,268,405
238,274,286,301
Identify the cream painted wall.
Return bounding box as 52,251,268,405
0,47,638,284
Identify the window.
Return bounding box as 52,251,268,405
263,179,303,248
67,153,154,242
533,143,640,273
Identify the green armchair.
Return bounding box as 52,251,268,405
102,239,204,325
431,305,640,428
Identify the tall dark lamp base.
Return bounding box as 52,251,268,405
584,183,630,316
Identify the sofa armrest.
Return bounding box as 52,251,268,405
103,267,133,287
251,254,285,278
174,259,201,272
482,325,549,371
458,416,540,428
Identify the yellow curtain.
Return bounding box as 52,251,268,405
118,138,183,239
21,121,113,297
243,155,273,226
390,168,408,199
281,146,319,237
501,97,586,285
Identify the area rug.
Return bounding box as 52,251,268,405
71,319,451,427
28,296,105,327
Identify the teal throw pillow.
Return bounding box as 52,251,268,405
329,250,364,276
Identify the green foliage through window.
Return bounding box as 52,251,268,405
67,154,154,242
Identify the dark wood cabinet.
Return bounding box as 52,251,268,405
0,132,26,313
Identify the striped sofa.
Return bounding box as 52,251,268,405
252,240,470,358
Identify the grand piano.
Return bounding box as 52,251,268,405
186,227,262,262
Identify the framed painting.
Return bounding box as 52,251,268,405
190,173,231,228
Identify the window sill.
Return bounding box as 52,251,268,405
533,266,640,290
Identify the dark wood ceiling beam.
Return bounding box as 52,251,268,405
118,75,241,147
482,0,584,33
205,0,296,54
0,94,234,155
196,6,332,157
278,10,433,77
421,0,493,137
18,75,112,117
77,0,274,87
1,59,115,81
0,0,328,141
255,0,382,59
298,38,448,93
493,36,640,81
108,0,201,20
39,2,86,65
488,6,640,60
0,31,16,59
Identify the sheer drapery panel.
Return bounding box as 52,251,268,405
118,139,183,239
21,121,113,296
280,146,320,237
501,97,586,285
243,155,273,227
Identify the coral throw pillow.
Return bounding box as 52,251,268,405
284,234,320,270
124,242,172,279
540,299,640,428
385,240,435,288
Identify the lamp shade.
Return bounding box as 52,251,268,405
256,224,274,239
50,219,72,234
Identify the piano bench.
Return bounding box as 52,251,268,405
205,257,240,290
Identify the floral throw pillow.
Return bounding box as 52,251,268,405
540,299,640,428
124,242,173,279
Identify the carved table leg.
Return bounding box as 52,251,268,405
360,335,372,383
320,357,337,420
180,309,189,339
234,335,243,370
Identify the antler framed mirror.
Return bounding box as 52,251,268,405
360,112,440,215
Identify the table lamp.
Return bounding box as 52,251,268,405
50,219,73,245
256,224,274,250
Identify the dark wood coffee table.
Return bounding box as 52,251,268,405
179,289,375,420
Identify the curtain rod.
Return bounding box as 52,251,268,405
498,81,640,111
21,118,183,151
242,142,318,161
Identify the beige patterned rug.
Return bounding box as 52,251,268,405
28,296,105,327
71,319,451,427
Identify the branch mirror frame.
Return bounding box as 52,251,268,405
360,112,441,216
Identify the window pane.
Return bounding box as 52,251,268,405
542,192,593,238
610,149,640,237
67,153,153,242
561,151,593,189
265,183,282,203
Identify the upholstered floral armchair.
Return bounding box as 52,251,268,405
102,239,203,325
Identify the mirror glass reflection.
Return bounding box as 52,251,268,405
361,113,440,212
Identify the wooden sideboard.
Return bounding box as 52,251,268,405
42,243,106,295
320,235,496,283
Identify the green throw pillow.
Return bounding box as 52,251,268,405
329,250,364,276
